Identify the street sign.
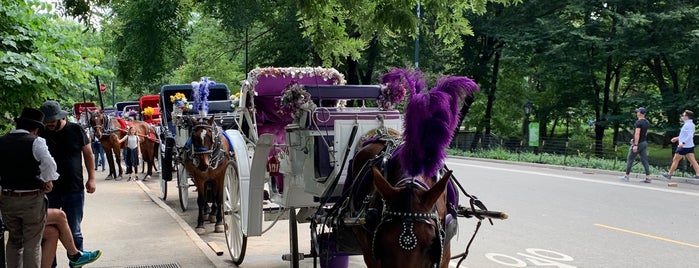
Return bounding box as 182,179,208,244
528,122,539,147
99,83,107,92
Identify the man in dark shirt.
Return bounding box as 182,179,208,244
0,107,58,268
40,100,96,266
621,107,652,183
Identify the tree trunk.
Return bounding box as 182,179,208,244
482,49,502,149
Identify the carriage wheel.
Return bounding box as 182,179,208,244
223,161,247,265
177,162,189,211
159,176,168,200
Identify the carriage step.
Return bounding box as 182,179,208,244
281,253,313,261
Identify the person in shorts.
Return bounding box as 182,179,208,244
662,110,699,180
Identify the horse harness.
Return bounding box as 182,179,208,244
183,119,229,170
371,177,446,267
349,133,447,267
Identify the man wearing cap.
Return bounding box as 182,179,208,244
0,107,59,268
621,107,652,183
39,100,95,266
662,110,699,180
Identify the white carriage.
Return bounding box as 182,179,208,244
216,67,403,266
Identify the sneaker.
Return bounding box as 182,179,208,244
619,175,629,182
69,250,102,267
642,178,652,183
661,173,672,180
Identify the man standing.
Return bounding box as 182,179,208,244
662,110,699,180
621,107,652,183
40,100,96,264
0,108,59,268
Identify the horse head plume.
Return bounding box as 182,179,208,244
384,69,480,178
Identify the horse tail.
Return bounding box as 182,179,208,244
399,76,480,178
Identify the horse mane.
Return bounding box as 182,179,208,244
393,71,480,178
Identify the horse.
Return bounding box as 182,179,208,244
345,69,479,268
181,115,231,234
89,111,159,181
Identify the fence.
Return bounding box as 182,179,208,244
450,131,697,178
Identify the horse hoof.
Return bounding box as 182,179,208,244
208,215,216,223
214,225,224,233
195,227,206,235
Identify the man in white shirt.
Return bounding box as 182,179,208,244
662,110,699,180
0,108,59,268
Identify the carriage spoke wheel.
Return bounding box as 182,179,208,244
177,162,189,211
224,161,247,265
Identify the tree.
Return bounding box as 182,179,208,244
1,0,108,131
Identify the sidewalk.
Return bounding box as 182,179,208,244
59,169,229,268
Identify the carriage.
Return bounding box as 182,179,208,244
158,83,238,210
113,101,140,119
138,94,162,126
159,68,506,267
73,102,98,127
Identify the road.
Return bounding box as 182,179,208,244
143,157,699,267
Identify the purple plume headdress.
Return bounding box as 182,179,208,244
386,69,480,178
192,77,215,116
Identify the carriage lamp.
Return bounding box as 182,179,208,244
267,155,281,176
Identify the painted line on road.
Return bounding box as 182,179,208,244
594,223,699,249
445,161,699,197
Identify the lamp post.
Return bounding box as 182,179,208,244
523,102,533,147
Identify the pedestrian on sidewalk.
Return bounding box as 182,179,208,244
119,126,141,181
662,110,699,180
0,107,59,268
91,132,106,172
42,208,102,268
621,107,652,183
40,100,97,268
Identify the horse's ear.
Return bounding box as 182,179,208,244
424,170,451,208
372,167,399,200
207,116,215,125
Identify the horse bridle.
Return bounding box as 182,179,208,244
371,178,446,267
186,120,226,170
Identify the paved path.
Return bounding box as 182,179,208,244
59,168,224,268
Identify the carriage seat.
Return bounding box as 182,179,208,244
208,100,235,114
302,85,399,180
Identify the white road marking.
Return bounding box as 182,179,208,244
445,161,699,197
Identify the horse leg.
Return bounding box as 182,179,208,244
196,190,206,235
104,146,116,180
214,187,224,233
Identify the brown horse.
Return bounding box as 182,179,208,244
346,136,452,268
89,111,159,181
181,116,230,234
342,69,479,267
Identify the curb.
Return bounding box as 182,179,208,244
135,181,231,268
448,155,699,185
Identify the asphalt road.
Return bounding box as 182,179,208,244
143,157,699,267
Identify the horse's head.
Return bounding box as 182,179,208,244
188,116,221,171
88,111,106,137
371,166,451,268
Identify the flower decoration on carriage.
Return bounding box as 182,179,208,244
192,77,215,117
378,68,422,110
141,106,155,117
230,92,241,109
279,80,316,119
170,92,188,110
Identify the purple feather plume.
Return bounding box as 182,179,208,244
398,75,480,178
380,68,427,98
